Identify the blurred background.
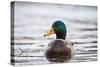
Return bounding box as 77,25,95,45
11,1,97,65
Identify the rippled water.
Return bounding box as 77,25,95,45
11,1,97,66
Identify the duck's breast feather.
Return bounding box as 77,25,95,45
46,40,71,60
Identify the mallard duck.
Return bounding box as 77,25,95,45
44,21,74,63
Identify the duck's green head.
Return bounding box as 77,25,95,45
44,21,67,39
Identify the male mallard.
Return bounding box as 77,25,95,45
44,21,74,63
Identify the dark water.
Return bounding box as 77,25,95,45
11,2,97,65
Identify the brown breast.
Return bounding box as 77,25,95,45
45,40,71,62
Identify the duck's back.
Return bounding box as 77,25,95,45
45,39,71,62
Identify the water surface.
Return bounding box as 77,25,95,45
11,1,97,65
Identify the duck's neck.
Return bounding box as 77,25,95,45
56,34,66,40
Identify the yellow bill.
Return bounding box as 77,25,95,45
44,28,55,37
